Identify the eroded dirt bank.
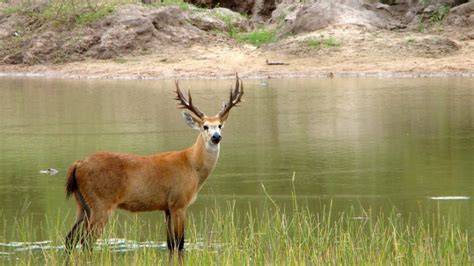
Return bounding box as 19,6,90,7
1,28,472,80
0,1,473,80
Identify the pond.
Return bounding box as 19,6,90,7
0,77,472,251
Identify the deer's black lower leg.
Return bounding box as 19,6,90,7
166,210,185,251
65,220,83,252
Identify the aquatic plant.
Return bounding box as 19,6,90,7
0,198,469,265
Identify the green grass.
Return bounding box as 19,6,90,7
209,10,275,47
149,0,191,11
415,4,450,32
0,5,22,15
429,5,450,24
75,5,115,25
0,1,117,26
113,57,128,64
0,0,191,25
417,21,426,33
0,198,470,265
305,37,340,49
235,29,276,47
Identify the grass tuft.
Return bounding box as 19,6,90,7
148,0,191,11
0,0,193,25
305,36,340,49
235,29,276,47
0,198,469,265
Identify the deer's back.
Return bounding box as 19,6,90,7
74,151,198,212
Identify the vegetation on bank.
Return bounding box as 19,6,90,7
0,0,278,46
0,198,470,265
0,0,193,25
234,29,277,47
0,0,280,65
305,36,341,49
0,0,470,66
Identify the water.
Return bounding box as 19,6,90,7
0,77,472,253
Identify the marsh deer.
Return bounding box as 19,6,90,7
65,74,244,252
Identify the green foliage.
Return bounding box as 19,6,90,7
235,29,276,47
76,5,115,25
221,15,239,38
150,0,190,11
418,0,431,5
305,37,340,49
1,1,117,26
416,4,450,32
113,57,128,64
429,5,450,24
0,0,192,25
417,21,426,32
0,198,469,264
210,12,241,38
0,5,22,15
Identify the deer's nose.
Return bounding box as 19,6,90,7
211,133,222,144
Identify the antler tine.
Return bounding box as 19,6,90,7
218,73,244,119
174,80,205,119
233,72,240,96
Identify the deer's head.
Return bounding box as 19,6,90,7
175,73,244,149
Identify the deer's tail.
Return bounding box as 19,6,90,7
66,161,80,199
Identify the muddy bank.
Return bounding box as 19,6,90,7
0,1,473,79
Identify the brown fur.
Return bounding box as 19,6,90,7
65,161,79,199
64,135,214,251
65,75,243,252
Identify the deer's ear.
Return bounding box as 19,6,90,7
182,111,201,130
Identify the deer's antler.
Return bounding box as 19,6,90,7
175,81,205,119
218,73,244,120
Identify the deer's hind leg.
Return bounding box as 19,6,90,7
166,208,186,251
81,204,112,251
65,192,91,252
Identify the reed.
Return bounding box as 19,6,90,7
0,196,470,265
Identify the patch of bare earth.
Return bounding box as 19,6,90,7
1,25,472,79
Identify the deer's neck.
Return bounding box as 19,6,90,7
187,134,220,188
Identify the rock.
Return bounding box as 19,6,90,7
445,1,474,27
76,35,101,54
373,2,392,13
0,13,27,39
209,7,250,30
186,0,277,22
93,5,204,59
189,11,228,31
187,7,250,32
185,0,255,14
270,2,305,31
0,27,10,39
23,31,60,64
281,0,395,34
252,0,278,21
96,6,159,59
2,52,23,64
0,3,251,64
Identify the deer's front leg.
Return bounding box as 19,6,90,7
165,208,186,251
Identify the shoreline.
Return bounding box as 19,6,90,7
1,2,473,82
1,27,472,81
0,70,472,80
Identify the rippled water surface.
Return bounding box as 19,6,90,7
0,77,472,256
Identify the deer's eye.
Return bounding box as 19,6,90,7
203,125,209,130
218,125,222,129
